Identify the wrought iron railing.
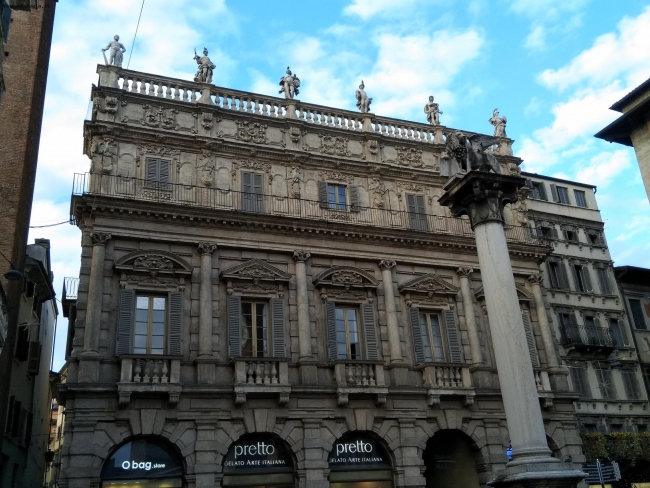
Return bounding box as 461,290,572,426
62,277,78,300
561,325,615,348
70,173,548,246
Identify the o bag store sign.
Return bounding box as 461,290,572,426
101,438,183,481
329,434,391,470
223,435,293,474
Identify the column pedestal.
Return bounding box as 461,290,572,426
440,171,584,488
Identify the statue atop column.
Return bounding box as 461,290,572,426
489,108,507,137
102,35,126,67
355,80,372,113
193,48,216,84
445,131,501,174
278,67,300,99
424,95,442,125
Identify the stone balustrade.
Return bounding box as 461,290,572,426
421,363,475,407
332,361,388,406
118,356,182,406
233,358,290,406
373,115,442,143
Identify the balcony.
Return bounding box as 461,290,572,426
561,325,615,351
420,363,475,407
61,277,78,319
233,358,290,406
332,360,388,406
118,355,182,406
71,173,547,247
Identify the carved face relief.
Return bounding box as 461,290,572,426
331,271,364,284
133,255,174,271
320,135,350,156
396,147,423,167
236,121,268,144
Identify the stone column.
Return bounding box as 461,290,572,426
379,259,402,363
198,242,218,357
293,251,312,360
83,232,111,355
528,273,559,368
456,267,482,364
440,171,583,488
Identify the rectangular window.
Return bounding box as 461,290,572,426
556,186,570,204
335,306,362,360
242,172,264,213
629,298,647,330
572,264,592,293
584,316,599,344
133,295,166,355
241,302,268,357
596,267,613,295
531,182,547,200
609,318,629,347
574,190,588,208
581,424,598,433
407,194,428,232
568,363,590,398
327,183,347,211
14,325,29,362
610,424,623,433
563,228,579,242
537,222,557,239
622,369,641,400
144,158,171,190
420,312,446,362
595,367,615,399
586,230,605,246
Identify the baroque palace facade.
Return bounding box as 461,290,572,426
58,63,587,488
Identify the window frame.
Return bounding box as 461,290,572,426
628,298,647,330
595,366,616,400
334,305,363,360
568,362,591,398
574,189,588,208
133,294,168,355
407,193,428,232
531,181,547,201
420,311,448,363
621,369,641,400
241,300,270,358
556,185,570,204
241,171,265,213
143,157,171,191
327,183,348,211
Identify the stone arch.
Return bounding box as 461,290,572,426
422,429,485,488
321,425,398,469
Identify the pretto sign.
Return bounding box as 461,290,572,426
101,438,183,481
329,433,391,470
223,434,293,474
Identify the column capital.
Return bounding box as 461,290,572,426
90,232,112,246
455,267,474,277
293,250,311,262
438,171,525,229
198,242,218,255
378,259,396,270
527,273,544,285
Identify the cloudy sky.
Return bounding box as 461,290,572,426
29,0,650,369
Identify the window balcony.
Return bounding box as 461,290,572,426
332,360,388,406
232,357,290,406
118,355,182,406
420,363,475,407
561,325,615,351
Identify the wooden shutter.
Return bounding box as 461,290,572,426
271,298,285,357
582,265,593,292
168,292,183,355
622,370,640,399
597,267,612,295
116,289,135,356
325,301,337,360
442,309,463,363
318,181,328,208
159,160,170,190
227,296,242,357
558,261,571,290
546,262,559,289
26,342,42,375
253,172,264,213
550,184,559,202
242,172,252,212
349,185,360,211
409,307,426,364
361,303,379,360
548,222,559,239
618,319,630,346
569,261,580,292
145,159,159,188
408,194,428,231
538,183,547,201
521,313,539,367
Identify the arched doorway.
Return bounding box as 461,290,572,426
423,430,480,488
328,432,394,488
222,433,295,488
101,436,184,487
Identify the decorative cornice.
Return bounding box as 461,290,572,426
378,259,396,270
198,242,218,255
455,267,473,278
527,273,544,285
293,250,311,262
114,250,193,275
220,258,291,282
313,266,379,288
398,273,459,296
90,232,112,246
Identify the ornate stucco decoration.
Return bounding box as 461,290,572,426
287,167,302,198
367,140,379,155
221,259,290,297
115,250,192,291
200,111,220,131
91,137,117,174
396,181,424,193
318,170,354,183
141,104,181,131
198,151,216,186
93,95,119,115
475,283,532,303
398,273,459,307
369,178,387,208
236,121,268,144
231,160,272,185
136,144,180,169
396,147,423,168
319,135,351,157
289,127,305,143
313,266,378,302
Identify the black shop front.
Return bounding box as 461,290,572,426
222,434,295,487
328,432,394,488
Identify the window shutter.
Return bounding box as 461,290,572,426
538,183,547,201
325,301,337,360
629,299,647,330
521,313,540,367
10,400,21,437
569,262,580,292
597,267,612,295
409,307,426,364
271,298,285,357
568,312,579,327
159,160,170,190
361,303,379,360
145,159,159,188
569,366,588,397
26,341,41,375
116,289,135,356
558,261,571,290
546,262,559,289
5,396,15,435
550,184,559,202
349,185,360,212
318,181,328,208
242,171,252,192
618,319,630,346
253,173,263,194
582,265,593,292
442,309,463,363
622,370,641,400
227,296,242,357
168,292,183,355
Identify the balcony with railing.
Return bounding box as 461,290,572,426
561,325,615,351
71,173,547,247
332,360,388,406
61,277,78,319
233,357,291,406
420,363,475,407
118,355,182,406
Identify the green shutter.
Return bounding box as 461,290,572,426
442,309,463,363
538,183,548,201
409,307,426,364
361,303,379,360
522,312,539,367
116,289,135,356
168,292,183,355
228,296,242,357
349,185,360,211
318,181,328,208
550,184,559,202
271,298,285,357
325,301,337,360
159,160,170,190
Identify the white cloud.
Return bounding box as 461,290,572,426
524,25,545,50
574,150,631,188
343,0,420,19
507,0,589,19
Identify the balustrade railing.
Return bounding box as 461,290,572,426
561,325,615,348
333,361,386,388
120,356,181,384
72,173,547,247
233,358,289,386
421,363,472,389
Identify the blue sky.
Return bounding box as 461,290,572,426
29,0,650,369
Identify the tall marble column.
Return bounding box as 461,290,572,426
379,259,402,363
440,171,583,488
528,273,559,368
198,242,218,358
456,267,482,364
293,251,312,360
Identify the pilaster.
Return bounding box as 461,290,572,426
379,259,402,363
197,242,218,383
456,267,482,365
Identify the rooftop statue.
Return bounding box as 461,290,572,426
489,108,507,138
278,67,301,99
445,131,501,174
102,35,126,68
193,48,216,84
424,95,442,125
355,80,372,113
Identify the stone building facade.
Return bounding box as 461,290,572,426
57,64,586,488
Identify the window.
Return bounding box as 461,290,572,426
622,369,641,400
563,227,579,242
596,266,613,295
318,181,360,212
1,1,11,43
116,290,183,356
134,296,166,355
327,184,347,210
639,424,648,433
595,367,615,399
420,312,446,362
326,302,378,361
410,308,463,364
242,171,264,213
551,184,570,204
536,221,557,239
335,306,362,360
568,363,591,398
559,311,580,344
547,260,570,290
574,190,588,208
407,194,428,231
609,318,629,347
571,263,593,293
531,182,547,200
144,158,170,190
586,229,605,246
241,302,268,357
14,325,29,361
584,315,599,344
629,298,647,330
581,423,598,433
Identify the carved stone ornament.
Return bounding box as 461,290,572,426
527,273,544,285
141,104,180,131
201,111,220,131
93,95,119,115
232,159,272,178
398,274,459,296
396,147,423,167
136,144,180,169
90,232,112,246
397,181,424,193
369,178,387,208
293,250,311,262
367,140,379,155
455,267,473,278
114,250,192,277
332,271,363,284
378,260,396,270
289,127,304,143
236,121,267,144
318,170,354,183
475,283,532,302
319,135,351,157
287,166,302,198
220,259,291,283
198,242,218,255
92,137,117,174
134,255,174,271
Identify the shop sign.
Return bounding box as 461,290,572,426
101,438,183,480
329,433,391,470
223,435,293,474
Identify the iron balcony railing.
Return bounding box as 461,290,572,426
561,325,615,349
71,173,548,246
62,277,78,301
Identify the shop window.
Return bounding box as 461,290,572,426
227,296,285,358
574,189,588,208
407,194,428,231
409,308,462,364
423,430,480,488
329,433,393,488
326,302,378,361
242,171,264,213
